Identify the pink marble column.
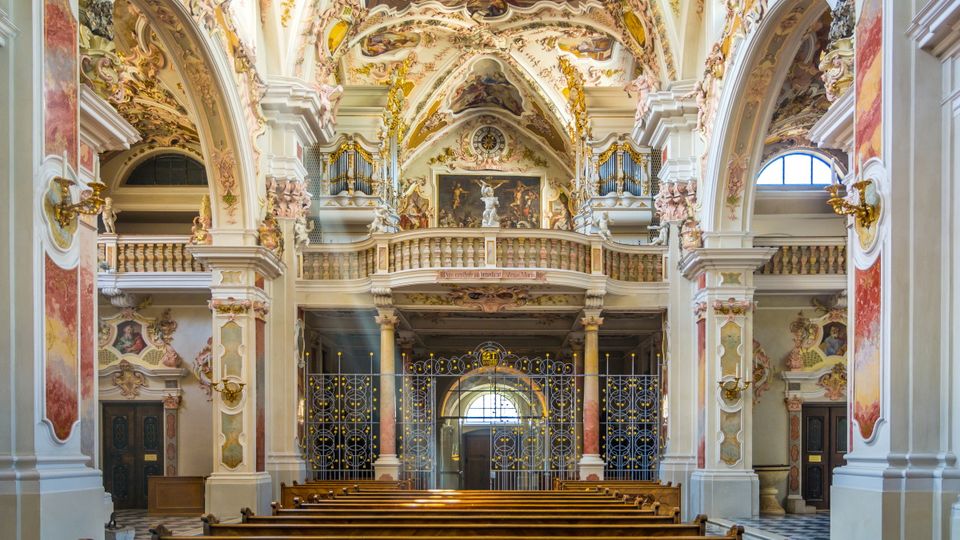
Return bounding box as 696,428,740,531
374,309,400,479
579,311,605,480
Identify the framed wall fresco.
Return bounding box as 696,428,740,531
853,259,881,441
786,309,848,372
435,173,541,228
98,309,182,369
44,255,79,442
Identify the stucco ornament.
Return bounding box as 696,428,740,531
193,337,214,399
113,359,147,398
449,286,530,313
818,0,855,102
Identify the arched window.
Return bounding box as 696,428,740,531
463,391,520,424
756,152,834,187
125,154,208,186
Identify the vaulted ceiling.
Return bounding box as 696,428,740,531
315,0,671,157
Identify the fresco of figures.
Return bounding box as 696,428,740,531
398,177,432,230
437,174,540,228
450,60,525,116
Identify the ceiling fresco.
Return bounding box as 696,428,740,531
313,0,670,159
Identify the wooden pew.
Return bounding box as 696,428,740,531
198,513,714,537
554,481,683,517
242,506,682,525
151,529,745,540
271,502,663,517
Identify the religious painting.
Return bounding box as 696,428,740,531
853,258,882,441
547,190,574,230
44,255,79,442
44,0,78,168
450,60,524,117
437,174,540,229
113,321,147,355
855,0,882,169
398,177,432,230
361,31,421,57
558,35,614,62
819,322,847,357
99,310,182,368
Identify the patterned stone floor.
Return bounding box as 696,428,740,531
112,510,204,539
709,512,831,540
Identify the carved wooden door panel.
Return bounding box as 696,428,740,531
802,404,846,509
102,402,164,509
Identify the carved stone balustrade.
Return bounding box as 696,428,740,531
753,238,847,294
298,228,665,284
97,234,211,291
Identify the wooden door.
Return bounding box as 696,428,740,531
463,430,491,490
802,404,847,509
102,402,164,509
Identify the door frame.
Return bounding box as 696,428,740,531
798,402,847,510
101,401,166,509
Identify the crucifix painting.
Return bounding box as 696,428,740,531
436,174,541,228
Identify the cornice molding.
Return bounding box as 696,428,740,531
79,84,141,153
908,0,960,58
807,88,854,153
679,247,779,280
0,8,18,48
187,245,285,279
632,80,699,147
261,76,333,146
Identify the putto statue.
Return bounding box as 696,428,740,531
369,205,398,234
480,179,500,227
593,210,613,241
101,196,119,234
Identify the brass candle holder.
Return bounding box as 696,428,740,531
52,176,109,228
825,180,878,229
718,377,751,401
211,379,246,405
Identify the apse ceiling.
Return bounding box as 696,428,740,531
319,0,670,156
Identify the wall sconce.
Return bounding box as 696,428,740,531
825,180,878,229
212,379,246,405
52,176,108,228
718,377,751,401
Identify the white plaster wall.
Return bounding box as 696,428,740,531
751,306,796,467
99,298,214,477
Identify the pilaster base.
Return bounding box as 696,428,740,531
205,472,272,518
0,459,106,540
784,494,816,514
266,453,307,501
578,455,605,480
689,469,759,518
659,456,696,520
374,454,401,481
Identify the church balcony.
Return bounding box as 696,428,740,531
96,234,211,291
297,228,667,298
753,237,847,294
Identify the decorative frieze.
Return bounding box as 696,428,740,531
209,298,270,320
713,298,754,317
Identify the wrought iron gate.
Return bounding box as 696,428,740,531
305,342,661,486
398,342,579,490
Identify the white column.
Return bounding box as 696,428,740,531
374,308,401,480
680,246,775,519
260,77,328,497
832,2,960,538
189,247,283,518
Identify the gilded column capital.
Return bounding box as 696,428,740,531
581,310,604,330
376,308,399,329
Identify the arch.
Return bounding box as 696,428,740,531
129,0,259,231
699,0,828,237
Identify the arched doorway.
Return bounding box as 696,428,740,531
400,343,578,490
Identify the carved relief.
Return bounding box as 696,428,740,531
193,337,214,400
112,359,147,398
817,362,847,401
449,286,530,313
752,339,771,403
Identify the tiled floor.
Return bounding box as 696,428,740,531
709,512,831,540
111,510,204,540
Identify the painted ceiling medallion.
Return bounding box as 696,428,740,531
472,126,506,159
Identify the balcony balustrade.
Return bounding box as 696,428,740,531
98,235,206,273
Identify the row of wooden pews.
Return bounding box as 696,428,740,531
150,479,743,540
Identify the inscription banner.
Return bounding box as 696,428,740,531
437,269,546,281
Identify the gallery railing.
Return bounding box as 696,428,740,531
299,229,665,283
754,239,846,275
97,235,206,273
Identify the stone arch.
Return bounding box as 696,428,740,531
699,0,828,238
128,0,259,232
